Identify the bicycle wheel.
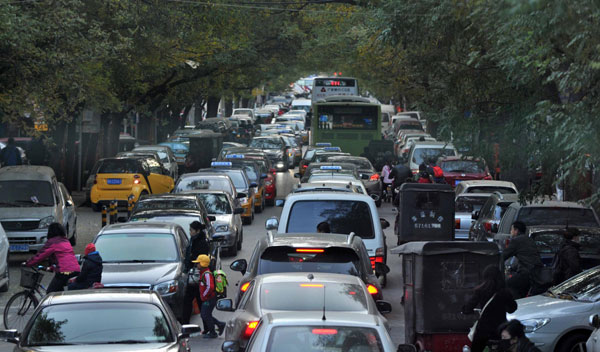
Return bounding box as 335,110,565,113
4,291,39,330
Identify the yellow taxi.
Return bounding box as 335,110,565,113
90,157,174,211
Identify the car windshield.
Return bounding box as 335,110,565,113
134,199,197,211
441,160,486,173
259,247,361,276
249,138,283,149
304,149,317,160
466,186,516,194
286,200,374,239
260,282,367,312
96,233,178,262
23,302,172,346
455,196,488,213
533,232,600,255
0,180,54,207
413,147,456,166
266,326,384,352
98,159,139,174
174,177,231,193
548,267,600,302
214,171,246,189
518,207,599,227
195,193,231,214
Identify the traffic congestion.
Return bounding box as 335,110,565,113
0,73,599,352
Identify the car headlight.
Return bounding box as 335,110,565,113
215,224,229,232
521,318,551,333
240,197,249,204
39,216,55,229
154,280,178,295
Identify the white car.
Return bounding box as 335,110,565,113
508,266,600,352
0,223,8,292
454,193,489,240
587,314,600,351
405,141,458,173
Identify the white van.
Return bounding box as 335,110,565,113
290,98,311,114
406,141,458,173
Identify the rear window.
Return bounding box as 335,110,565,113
455,196,488,213
134,199,198,212
258,247,361,276
174,178,230,193
517,207,599,227
260,282,367,312
98,159,140,174
286,200,374,239
533,232,600,255
441,160,486,173
398,121,423,130
266,326,384,352
195,193,231,214
466,186,516,194
412,147,456,166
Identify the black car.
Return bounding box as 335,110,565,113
248,136,290,171
228,232,386,305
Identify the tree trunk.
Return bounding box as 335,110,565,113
206,96,220,118
104,113,124,157
224,98,233,117
242,97,250,108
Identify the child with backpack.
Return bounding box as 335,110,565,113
192,254,226,338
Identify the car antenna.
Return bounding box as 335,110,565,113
322,284,327,321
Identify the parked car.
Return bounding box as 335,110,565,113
508,266,600,352
93,222,190,320
437,156,492,187
194,190,244,256
0,224,8,292
454,193,490,240
0,289,200,351
133,145,179,180
217,272,392,350
469,192,519,241
0,166,77,252
587,313,600,351
454,180,518,195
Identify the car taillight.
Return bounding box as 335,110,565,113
243,321,259,339
312,329,338,335
411,169,419,174
300,283,324,288
483,174,492,180
367,284,378,295
370,174,380,181
240,282,250,292
302,164,308,168
455,219,460,229
369,256,384,270
296,248,324,253
484,221,492,233
133,179,140,184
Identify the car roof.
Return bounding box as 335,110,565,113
0,165,56,181
412,141,455,148
439,156,480,162
179,172,231,179
99,221,180,234
456,193,492,199
510,200,592,209
41,289,162,307
294,183,358,194
138,194,198,201
131,209,203,217
134,145,169,151
459,180,516,187
285,191,373,202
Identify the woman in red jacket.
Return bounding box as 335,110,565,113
26,223,80,293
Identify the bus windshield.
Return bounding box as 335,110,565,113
317,105,378,130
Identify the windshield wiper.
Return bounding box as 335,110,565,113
104,340,150,344
27,342,79,346
0,201,20,207
14,200,53,206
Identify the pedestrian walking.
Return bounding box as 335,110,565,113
68,243,103,290
193,254,225,338
552,227,582,285
25,223,80,293
498,319,541,352
0,137,22,167
462,265,517,352
502,221,544,298
182,221,211,325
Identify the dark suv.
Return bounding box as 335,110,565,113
493,200,600,249
229,233,386,304
248,136,290,171
469,192,519,241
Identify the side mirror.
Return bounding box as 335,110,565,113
380,218,390,229
236,193,248,199
293,173,301,178
275,199,284,207
265,217,279,230
249,182,258,188
472,210,479,220
216,298,235,312
261,174,268,179
66,200,74,207
375,262,390,275
230,259,247,275
491,223,499,233
208,215,216,221
590,314,600,329
0,330,19,344
397,344,417,352
234,208,244,214
375,300,392,314
222,341,241,352
179,324,201,339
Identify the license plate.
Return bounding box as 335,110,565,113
107,178,122,185
9,244,29,252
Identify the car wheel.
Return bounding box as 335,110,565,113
266,197,275,206
243,216,251,225
69,230,77,246
556,332,590,352
0,258,9,292
260,198,265,212
229,243,238,257
237,230,243,250
375,199,382,207
255,197,263,214
379,273,387,288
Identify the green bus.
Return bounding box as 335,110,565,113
311,96,381,156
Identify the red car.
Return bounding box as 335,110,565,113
437,156,492,188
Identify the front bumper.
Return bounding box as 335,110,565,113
7,229,47,252
213,231,237,247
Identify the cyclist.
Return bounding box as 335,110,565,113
25,223,80,293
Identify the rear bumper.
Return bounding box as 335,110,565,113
91,189,140,204
241,203,253,218
265,185,276,200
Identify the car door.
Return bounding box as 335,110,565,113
52,179,65,231
146,159,174,194
59,183,76,237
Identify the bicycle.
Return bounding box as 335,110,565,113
3,266,47,331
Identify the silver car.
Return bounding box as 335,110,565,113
134,145,179,180
454,193,490,240
217,272,392,350
0,166,76,252
192,190,244,256
222,311,396,352
508,266,600,352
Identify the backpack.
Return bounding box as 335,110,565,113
433,166,444,178
214,269,228,298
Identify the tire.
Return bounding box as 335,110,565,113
266,197,275,206
556,332,590,352
255,197,263,214
0,259,9,293
375,199,382,208
69,231,77,246
237,230,243,250
260,198,265,212
379,273,387,288
4,291,39,331
229,243,238,257
243,216,251,225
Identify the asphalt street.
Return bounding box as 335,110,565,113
0,167,405,351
